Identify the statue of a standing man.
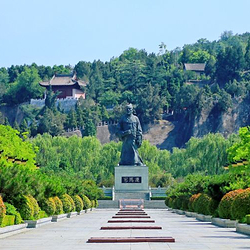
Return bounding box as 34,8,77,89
117,104,144,166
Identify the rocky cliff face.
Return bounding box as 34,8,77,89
150,96,250,150
2,96,250,151
192,97,250,138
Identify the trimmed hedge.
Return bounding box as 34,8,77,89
40,197,56,216
218,189,244,219
67,195,75,212
95,199,98,208
61,194,73,213
5,202,22,224
246,214,250,225
231,188,250,221
18,195,34,220
1,215,15,227
29,195,40,220
193,193,217,215
73,195,84,212
180,196,190,211
0,195,6,225
165,197,171,207
39,210,47,219
188,193,200,212
81,195,91,210
53,196,63,215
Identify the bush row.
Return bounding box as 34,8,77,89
166,187,250,222
0,193,98,227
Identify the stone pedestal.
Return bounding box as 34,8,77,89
114,165,149,200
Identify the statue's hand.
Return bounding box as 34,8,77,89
135,135,142,148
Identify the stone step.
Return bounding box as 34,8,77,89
100,226,162,230
98,200,166,209
87,237,175,243
108,220,155,223
112,215,150,218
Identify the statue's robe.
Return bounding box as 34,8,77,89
117,114,143,166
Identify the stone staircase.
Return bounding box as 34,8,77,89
98,200,166,209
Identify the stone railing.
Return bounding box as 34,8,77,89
96,121,118,127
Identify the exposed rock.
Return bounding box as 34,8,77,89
62,129,82,138
2,96,250,151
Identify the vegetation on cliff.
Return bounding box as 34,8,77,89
1,31,250,140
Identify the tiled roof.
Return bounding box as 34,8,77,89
184,63,206,71
40,73,87,87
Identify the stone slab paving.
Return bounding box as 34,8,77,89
1,209,250,249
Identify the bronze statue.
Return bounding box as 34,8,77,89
116,104,144,166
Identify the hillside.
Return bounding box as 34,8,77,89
1,94,250,151
95,95,250,150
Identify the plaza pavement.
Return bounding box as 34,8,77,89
0,209,250,250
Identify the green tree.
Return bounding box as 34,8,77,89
3,66,43,105
189,50,211,63
83,119,96,137
216,45,245,85
245,37,250,70
0,68,9,100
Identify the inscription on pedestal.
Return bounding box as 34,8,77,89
122,176,141,183
115,165,148,192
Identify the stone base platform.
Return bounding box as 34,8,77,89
114,191,150,200
98,200,166,209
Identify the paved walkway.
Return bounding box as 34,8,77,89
0,209,250,250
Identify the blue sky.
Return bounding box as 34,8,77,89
1,0,250,68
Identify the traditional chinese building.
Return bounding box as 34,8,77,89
184,63,206,76
39,73,87,99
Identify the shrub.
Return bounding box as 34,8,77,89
15,212,22,224
61,194,72,213
188,193,200,212
95,199,98,208
67,195,75,212
180,196,190,211
246,214,250,225
81,195,91,210
39,210,47,219
165,197,172,207
231,188,250,221
171,197,180,209
91,200,95,208
28,195,40,220
73,195,83,212
0,195,6,225
53,196,63,215
18,195,34,220
218,189,244,219
39,197,56,216
5,202,22,224
167,197,173,208
165,197,169,207
1,215,15,227
171,198,179,209
193,193,218,215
